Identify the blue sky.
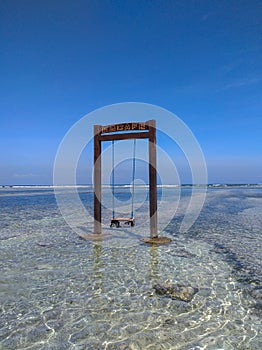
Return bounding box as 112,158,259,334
1,0,262,185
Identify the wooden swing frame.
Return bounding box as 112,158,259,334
93,120,158,238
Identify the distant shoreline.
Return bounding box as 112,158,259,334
1,184,262,189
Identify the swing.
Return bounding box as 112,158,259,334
110,139,136,228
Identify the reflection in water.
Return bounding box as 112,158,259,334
0,187,261,349
92,242,104,295
148,245,160,283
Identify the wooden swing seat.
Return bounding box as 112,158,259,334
110,217,135,228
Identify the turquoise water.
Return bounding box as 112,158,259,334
0,186,261,349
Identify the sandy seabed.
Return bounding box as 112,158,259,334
0,186,261,349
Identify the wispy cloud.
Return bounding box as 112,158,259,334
14,173,38,178
218,77,261,91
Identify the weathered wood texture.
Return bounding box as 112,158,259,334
93,124,102,234
147,120,158,238
99,131,149,142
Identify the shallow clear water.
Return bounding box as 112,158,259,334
0,186,261,349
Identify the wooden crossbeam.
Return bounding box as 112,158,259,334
99,131,149,142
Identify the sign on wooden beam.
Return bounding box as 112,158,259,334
101,122,148,134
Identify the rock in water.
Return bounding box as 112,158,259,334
153,282,199,302
36,242,53,247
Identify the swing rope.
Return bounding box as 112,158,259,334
112,140,115,219
111,139,136,220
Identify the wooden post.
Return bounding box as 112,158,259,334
94,125,102,234
148,119,158,238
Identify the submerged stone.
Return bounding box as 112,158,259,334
154,282,199,302
36,242,53,247
141,236,172,245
